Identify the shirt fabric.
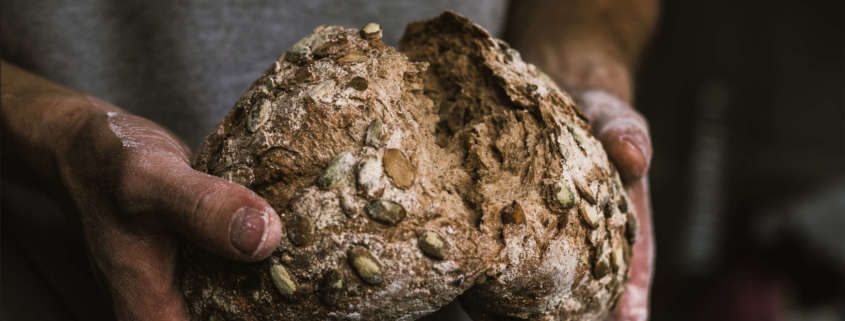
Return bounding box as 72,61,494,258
2,0,508,148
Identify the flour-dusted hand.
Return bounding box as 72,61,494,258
1,61,282,321
576,91,654,321
578,91,652,183
506,0,659,320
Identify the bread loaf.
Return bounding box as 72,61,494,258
183,11,636,321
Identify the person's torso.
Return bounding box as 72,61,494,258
1,0,508,147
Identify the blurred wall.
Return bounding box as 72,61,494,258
636,1,845,320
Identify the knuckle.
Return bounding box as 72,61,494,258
112,151,163,214
186,180,229,231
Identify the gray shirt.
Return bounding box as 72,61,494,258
2,0,508,148
0,1,507,320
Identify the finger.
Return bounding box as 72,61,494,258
83,219,188,321
607,179,654,321
123,151,282,261
577,90,652,183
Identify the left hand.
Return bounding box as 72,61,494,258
577,90,654,321
501,0,659,317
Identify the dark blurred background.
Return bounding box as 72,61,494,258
637,1,845,320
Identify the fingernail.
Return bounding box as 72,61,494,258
616,136,648,182
621,135,646,162
230,207,267,256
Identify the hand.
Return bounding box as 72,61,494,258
462,91,655,321
54,95,284,320
0,61,284,321
576,90,654,321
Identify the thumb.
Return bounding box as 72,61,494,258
125,152,283,261
577,90,652,183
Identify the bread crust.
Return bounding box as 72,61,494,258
183,11,635,321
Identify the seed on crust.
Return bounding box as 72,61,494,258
418,230,448,260
364,119,386,148
579,205,601,229
501,201,526,225
593,243,612,278
313,38,349,59
602,201,616,218
365,200,406,225
617,196,629,213
294,68,314,83
575,179,597,204
286,214,315,246
357,157,384,197
348,247,383,285
625,211,638,244
361,22,382,40
338,52,369,65
247,99,272,133
317,152,355,190
554,181,575,210
270,264,297,296
284,44,310,64
611,241,625,272
383,149,416,189
348,76,369,91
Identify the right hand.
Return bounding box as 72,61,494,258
56,96,281,320
55,95,284,320
1,61,283,321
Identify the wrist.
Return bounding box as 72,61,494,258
1,64,103,188
2,62,95,155
30,92,101,156
545,43,634,104
510,36,633,103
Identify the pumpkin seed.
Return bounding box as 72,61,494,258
554,181,575,209
418,231,448,260
286,214,314,246
383,149,416,189
361,22,382,40
348,247,383,285
317,151,355,190
364,119,386,148
365,200,406,225
270,264,296,296
501,201,526,224
579,205,601,228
